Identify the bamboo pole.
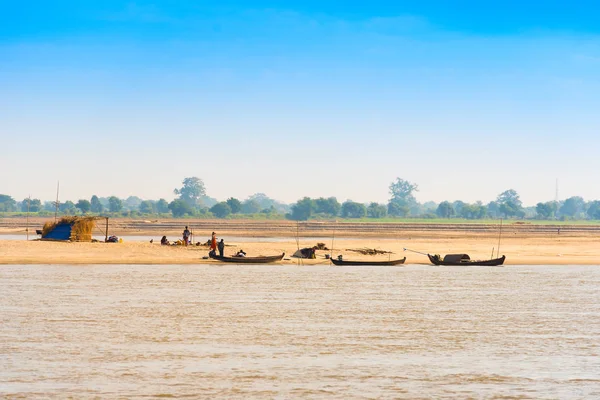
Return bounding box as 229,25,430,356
26,196,30,241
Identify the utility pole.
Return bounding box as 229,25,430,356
54,181,60,222
26,196,30,241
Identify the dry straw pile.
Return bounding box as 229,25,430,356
42,216,98,241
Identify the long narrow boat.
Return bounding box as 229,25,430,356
428,253,505,266
209,252,285,264
330,257,406,266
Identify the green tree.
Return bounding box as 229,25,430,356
20,198,42,212
460,203,487,219
452,200,466,215
486,201,500,218
241,199,261,214
367,202,387,218
60,201,77,214
139,200,156,214
387,202,409,217
168,199,194,217
389,178,418,202
586,201,600,220
388,178,418,216
436,201,455,218
124,196,143,211
288,197,315,221
0,195,17,212
90,195,104,213
496,189,523,218
315,197,341,216
341,201,367,218
156,199,169,213
210,202,232,218
76,199,91,214
536,201,557,219
226,197,242,214
174,177,206,206
559,196,585,218
108,196,123,213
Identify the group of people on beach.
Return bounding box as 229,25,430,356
159,227,245,258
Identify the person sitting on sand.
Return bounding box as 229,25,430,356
161,236,169,246
235,249,247,257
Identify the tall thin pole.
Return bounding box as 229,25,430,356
26,195,30,241
497,218,503,258
330,222,336,265
295,221,303,266
54,181,60,222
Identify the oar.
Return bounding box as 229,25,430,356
403,248,430,256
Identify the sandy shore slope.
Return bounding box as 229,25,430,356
1,235,598,265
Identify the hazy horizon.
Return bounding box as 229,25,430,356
2,1,599,206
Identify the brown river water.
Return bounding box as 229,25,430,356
1,264,600,399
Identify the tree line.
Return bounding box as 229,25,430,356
2,177,600,221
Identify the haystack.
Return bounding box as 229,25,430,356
42,216,97,242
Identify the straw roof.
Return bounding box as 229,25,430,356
42,216,99,242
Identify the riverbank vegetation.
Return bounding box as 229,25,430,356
2,177,600,222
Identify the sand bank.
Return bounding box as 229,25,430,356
1,234,598,265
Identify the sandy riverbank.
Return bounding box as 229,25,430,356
1,234,598,265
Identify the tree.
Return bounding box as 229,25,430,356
76,199,91,214
108,196,123,213
559,196,585,218
496,189,523,218
226,198,242,214
452,200,466,216
139,200,156,214
0,195,17,212
341,201,367,218
168,199,194,217
124,196,143,211
156,199,169,213
210,202,232,218
174,177,206,206
486,201,500,218
436,201,455,218
288,197,315,221
587,201,600,220
460,202,487,219
388,178,418,217
20,198,42,212
60,201,77,215
315,197,341,216
387,202,409,217
241,199,261,214
90,195,104,213
536,202,557,219
367,202,387,218
389,178,418,202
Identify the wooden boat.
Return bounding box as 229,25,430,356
209,252,285,264
330,257,406,266
428,253,505,266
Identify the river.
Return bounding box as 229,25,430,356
1,264,599,398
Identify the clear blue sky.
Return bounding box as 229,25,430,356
2,1,599,205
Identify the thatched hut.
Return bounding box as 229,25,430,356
42,217,99,242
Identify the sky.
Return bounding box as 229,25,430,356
2,1,600,206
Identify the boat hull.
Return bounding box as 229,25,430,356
428,254,505,266
330,257,406,266
209,252,285,264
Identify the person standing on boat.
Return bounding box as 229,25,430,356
217,239,225,257
183,226,191,246
210,232,217,253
